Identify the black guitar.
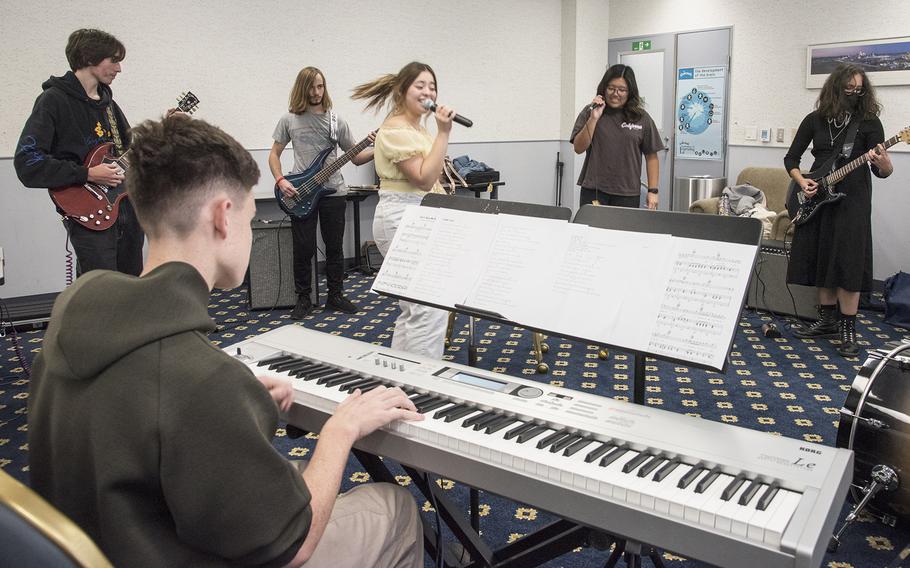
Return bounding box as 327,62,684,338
274,132,374,219
786,126,909,226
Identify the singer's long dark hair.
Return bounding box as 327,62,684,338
596,64,644,122
816,63,881,121
352,62,437,116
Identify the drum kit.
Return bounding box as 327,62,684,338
830,341,910,552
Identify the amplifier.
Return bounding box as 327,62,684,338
247,220,296,310
746,241,818,321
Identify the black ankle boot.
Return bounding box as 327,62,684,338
794,304,838,338
837,314,860,357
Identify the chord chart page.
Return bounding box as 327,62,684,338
646,238,756,369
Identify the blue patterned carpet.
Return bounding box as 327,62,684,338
2,273,909,567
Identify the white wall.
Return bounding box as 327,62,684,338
610,0,910,280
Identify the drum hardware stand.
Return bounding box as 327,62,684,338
829,464,900,552
838,408,890,430
603,539,665,568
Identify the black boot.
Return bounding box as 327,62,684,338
836,314,860,357
326,292,358,314
290,295,314,320
794,304,838,338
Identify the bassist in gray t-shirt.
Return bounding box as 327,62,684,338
269,67,374,318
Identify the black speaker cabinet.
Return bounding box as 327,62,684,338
247,220,296,310
746,241,817,321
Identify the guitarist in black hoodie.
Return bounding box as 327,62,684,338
785,63,893,357
14,28,143,277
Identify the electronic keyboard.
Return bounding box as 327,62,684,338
227,325,851,568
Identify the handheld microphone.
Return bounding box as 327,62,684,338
421,99,473,127
588,102,604,111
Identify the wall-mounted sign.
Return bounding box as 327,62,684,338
675,66,726,161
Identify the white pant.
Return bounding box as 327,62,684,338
373,191,449,360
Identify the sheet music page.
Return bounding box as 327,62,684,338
463,214,571,321
371,206,497,308
646,238,757,369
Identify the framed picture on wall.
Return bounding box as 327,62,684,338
806,36,910,88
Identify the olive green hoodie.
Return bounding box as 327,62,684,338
28,262,311,567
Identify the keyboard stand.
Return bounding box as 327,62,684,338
604,539,665,568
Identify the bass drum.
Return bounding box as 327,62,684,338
837,347,910,520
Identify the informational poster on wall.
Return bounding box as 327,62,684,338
675,66,726,161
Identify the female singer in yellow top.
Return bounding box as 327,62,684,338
352,62,456,359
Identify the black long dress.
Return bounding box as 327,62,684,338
784,111,885,292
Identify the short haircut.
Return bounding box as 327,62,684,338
65,29,125,71
126,115,260,238
289,67,332,114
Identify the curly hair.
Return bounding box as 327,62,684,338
816,63,882,120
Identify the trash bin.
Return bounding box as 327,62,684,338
673,175,726,212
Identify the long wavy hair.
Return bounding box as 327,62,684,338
596,64,645,122
351,62,437,116
288,67,332,114
816,63,881,120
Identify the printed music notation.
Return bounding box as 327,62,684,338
647,240,756,368
372,208,757,371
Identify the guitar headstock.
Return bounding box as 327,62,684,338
176,91,201,115
901,126,910,146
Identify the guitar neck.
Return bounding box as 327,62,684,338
826,132,900,185
314,135,373,184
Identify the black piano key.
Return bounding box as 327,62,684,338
484,416,519,434
503,422,535,440
563,437,595,457
516,425,549,444
298,366,333,381
360,381,384,393
584,442,615,463
653,458,681,482
470,413,503,431
273,358,311,372
694,468,721,494
290,363,326,378
308,368,341,382
277,360,316,373
756,483,780,511
720,473,747,501
410,393,434,406
637,455,666,478
678,465,706,490
400,387,420,396
316,371,346,385
535,429,571,450
550,434,582,454
342,378,374,392
323,374,360,388
621,452,651,474
434,404,467,420
462,411,495,429
417,398,451,414
257,354,293,367
738,479,764,506
599,445,630,468
443,406,479,423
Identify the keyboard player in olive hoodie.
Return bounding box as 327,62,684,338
27,115,425,567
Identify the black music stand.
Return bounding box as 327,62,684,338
366,197,762,567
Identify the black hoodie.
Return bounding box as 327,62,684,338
28,262,312,566
14,71,130,189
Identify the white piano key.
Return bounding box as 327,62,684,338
688,473,733,526
714,481,751,533
763,490,802,547
652,463,692,515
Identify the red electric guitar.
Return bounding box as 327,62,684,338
49,91,200,230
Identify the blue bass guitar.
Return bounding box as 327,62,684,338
275,133,374,219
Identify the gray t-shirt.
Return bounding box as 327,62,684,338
272,110,357,196
570,106,664,196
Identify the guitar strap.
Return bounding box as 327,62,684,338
836,117,861,164
105,105,125,156
329,110,338,144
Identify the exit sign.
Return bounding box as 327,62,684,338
632,40,652,51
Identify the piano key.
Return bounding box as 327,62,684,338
273,358,315,372
715,481,752,533
503,422,535,440
290,363,329,378
442,406,480,423
462,411,497,429
756,483,780,512
652,463,696,516
257,354,293,367
621,451,651,474
356,380,382,392
746,486,788,542
584,441,615,463
720,473,747,501
550,434,582,454
535,429,571,450
434,404,468,420
307,368,341,382
738,478,764,506
322,374,360,388
731,483,768,538
678,465,706,489
755,489,802,546
695,468,721,494
416,398,452,414
409,393,435,407
341,378,374,392
599,445,629,468
562,437,594,457
469,412,504,431
516,425,550,444
484,416,519,434
315,371,346,385
637,455,666,478
653,458,681,482
690,473,735,526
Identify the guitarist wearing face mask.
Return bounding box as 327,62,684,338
785,63,893,357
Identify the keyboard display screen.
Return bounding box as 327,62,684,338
450,371,508,391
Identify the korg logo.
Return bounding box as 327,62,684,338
800,446,822,455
